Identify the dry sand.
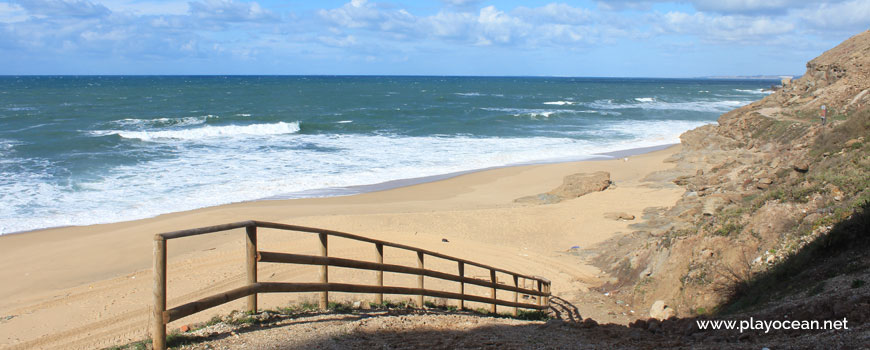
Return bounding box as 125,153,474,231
0,145,684,350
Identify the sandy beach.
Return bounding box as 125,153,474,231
0,144,684,350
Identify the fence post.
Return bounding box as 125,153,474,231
246,225,258,313
513,274,519,316
490,269,497,314
537,280,542,307
319,233,328,310
545,282,551,308
458,262,465,310
416,252,424,308
375,243,384,305
152,236,167,350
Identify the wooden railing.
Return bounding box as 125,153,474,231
152,220,551,350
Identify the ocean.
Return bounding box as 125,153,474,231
0,76,775,234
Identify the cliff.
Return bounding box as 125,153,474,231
592,30,870,322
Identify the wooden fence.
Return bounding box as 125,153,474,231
152,220,551,350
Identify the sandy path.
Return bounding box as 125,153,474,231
0,145,682,350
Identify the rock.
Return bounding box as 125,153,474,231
650,300,676,320
581,318,598,328
514,172,610,204
361,301,371,310
604,212,635,220
738,332,751,341
352,301,362,309
793,162,809,173
441,238,449,243
180,325,190,332
756,177,773,189
549,171,611,199
844,139,861,147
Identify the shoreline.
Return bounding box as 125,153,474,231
2,143,678,237
0,143,685,349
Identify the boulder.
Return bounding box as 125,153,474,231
514,172,611,205
793,162,809,173
549,171,611,199
650,300,676,320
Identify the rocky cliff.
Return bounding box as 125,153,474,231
592,30,870,321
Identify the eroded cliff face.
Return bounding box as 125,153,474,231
592,31,870,318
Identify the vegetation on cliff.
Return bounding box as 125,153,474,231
593,30,870,321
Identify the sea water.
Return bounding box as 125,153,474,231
0,76,775,234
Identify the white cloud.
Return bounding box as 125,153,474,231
100,0,188,16
0,2,28,22
14,0,109,18
658,11,795,43
188,0,276,22
792,0,870,30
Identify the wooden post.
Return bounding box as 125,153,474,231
416,252,424,308
245,225,257,313
319,233,328,310
458,262,465,310
545,282,551,308
152,236,167,350
513,274,519,316
537,280,542,307
375,243,384,305
490,269,497,314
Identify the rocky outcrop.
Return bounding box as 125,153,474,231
515,171,610,204
591,30,870,317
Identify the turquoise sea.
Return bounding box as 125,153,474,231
0,76,776,234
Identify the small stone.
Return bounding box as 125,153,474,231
352,301,362,309
738,333,751,341
604,212,635,221
844,139,861,147
650,300,670,320
793,162,809,172
441,238,449,242
180,325,190,332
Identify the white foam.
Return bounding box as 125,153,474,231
587,99,749,113
634,97,656,102
99,121,301,141
455,92,481,96
543,101,574,105
336,120,353,124
110,115,217,128
235,113,252,117
0,120,709,234
734,88,773,94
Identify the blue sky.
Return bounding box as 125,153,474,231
0,0,867,76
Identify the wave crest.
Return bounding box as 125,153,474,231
101,121,301,141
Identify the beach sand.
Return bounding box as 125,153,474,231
0,145,684,350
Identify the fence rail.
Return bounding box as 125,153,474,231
152,220,551,350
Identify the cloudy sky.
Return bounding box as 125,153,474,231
0,0,867,76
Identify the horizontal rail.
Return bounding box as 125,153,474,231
252,221,547,283
258,251,546,296
158,221,255,240
166,282,548,323
156,220,547,284
153,220,552,350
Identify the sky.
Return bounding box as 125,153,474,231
0,0,867,76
